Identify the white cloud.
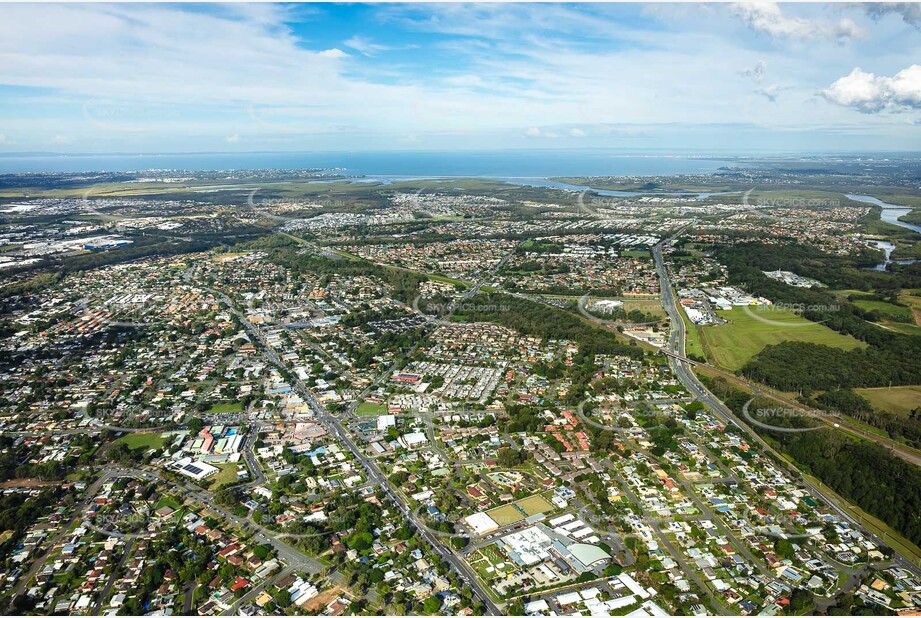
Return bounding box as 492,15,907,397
755,84,787,103
821,65,921,112
864,3,921,28
524,127,558,138
0,134,6,144
225,133,239,144
443,75,487,88
319,48,348,59
569,128,586,138
730,2,863,42
343,36,393,56
51,134,73,144
0,3,914,152
739,60,767,82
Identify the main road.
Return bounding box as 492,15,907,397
206,285,503,615
652,238,921,575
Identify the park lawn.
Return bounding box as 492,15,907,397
356,401,388,416
854,386,921,418
208,464,239,489
212,252,252,262
700,306,866,371
899,293,921,324
115,432,164,451
205,402,244,414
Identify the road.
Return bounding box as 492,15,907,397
652,243,921,468
653,238,921,579
206,284,503,615
92,537,135,614
7,469,125,604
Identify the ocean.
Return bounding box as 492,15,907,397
0,150,743,177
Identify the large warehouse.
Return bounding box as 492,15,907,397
499,524,612,574
172,457,219,481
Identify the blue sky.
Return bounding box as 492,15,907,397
0,2,919,153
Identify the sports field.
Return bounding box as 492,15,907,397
517,495,554,516
114,432,164,451
205,402,243,414
855,386,921,418
700,306,866,371
486,495,554,526
356,401,388,416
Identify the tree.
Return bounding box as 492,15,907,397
497,447,527,468
273,588,291,608
789,588,814,613
423,595,443,615
774,538,794,560
215,488,238,507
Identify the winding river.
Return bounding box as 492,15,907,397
847,194,921,270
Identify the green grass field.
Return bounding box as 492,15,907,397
205,402,244,414
880,321,921,336
622,249,650,259
486,494,554,526
155,495,182,512
208,463,239,489
680,310,706,360
114,432,164,451
427,273,471,288
469,545,516,581
486,504,525,526
854,386,921,418
700,306,866,371
356,401,388,416
851,298,914,321
516,495,554,516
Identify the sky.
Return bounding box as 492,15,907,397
0,2,919,154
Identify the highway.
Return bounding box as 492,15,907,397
652,238,921,577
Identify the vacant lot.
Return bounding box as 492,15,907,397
855,386,921,418
700,306,866,371
621,298,667,319
208,463,239,489
681,311,706,360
